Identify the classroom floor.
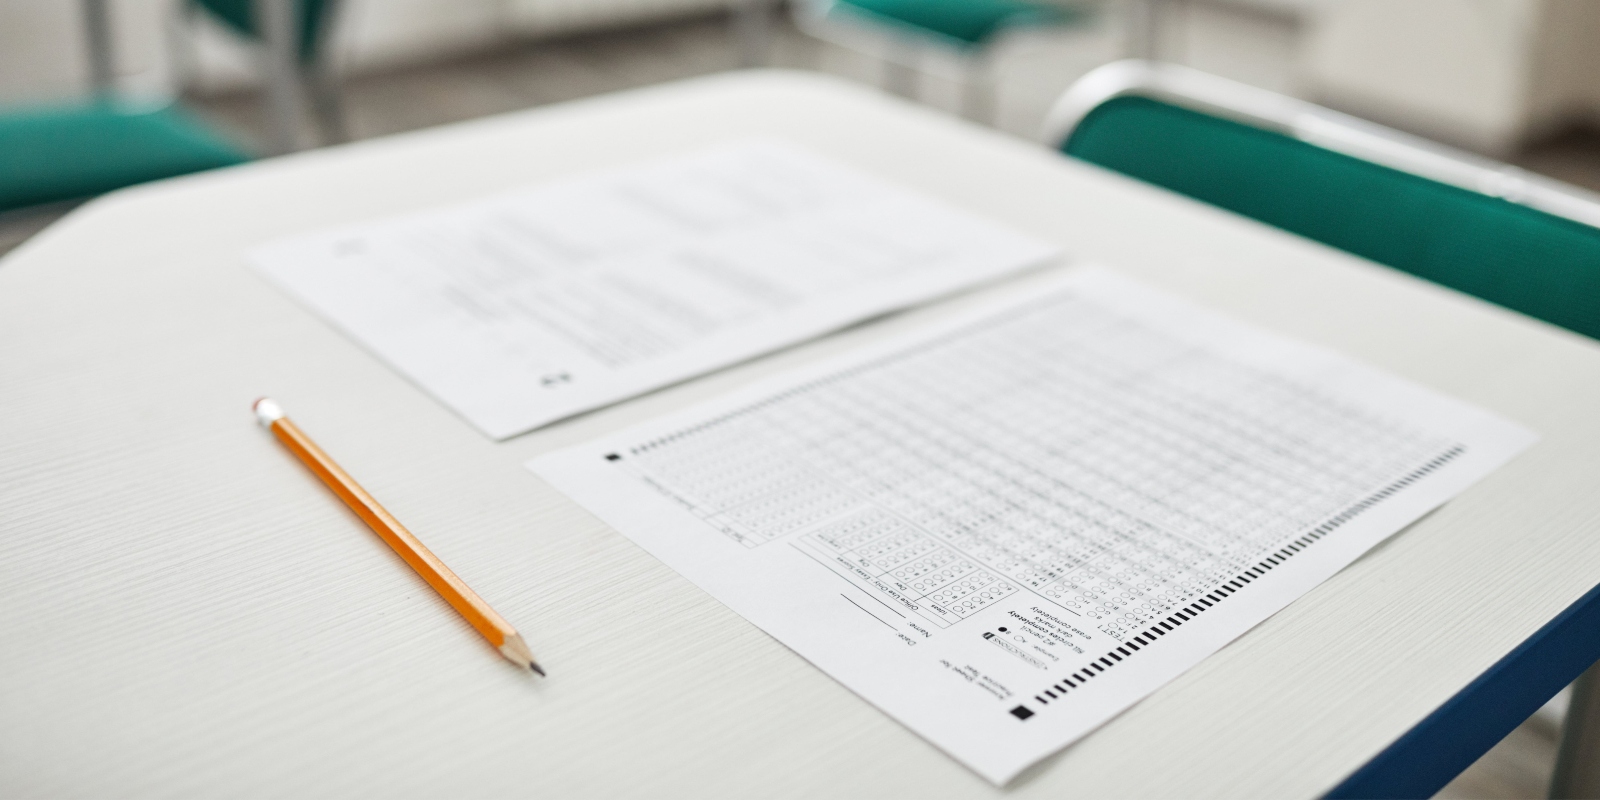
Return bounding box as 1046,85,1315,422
0,10,1587,796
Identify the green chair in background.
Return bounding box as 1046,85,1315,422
0,102,250,215
787,0,1090,121
0,0,347,218
831,0,1071,47
1044,59,1600,341
0,0,251,217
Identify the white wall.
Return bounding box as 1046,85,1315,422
0,1,94,101
6,0,1598,155
1523,0,1600,139
1300,0,1600,154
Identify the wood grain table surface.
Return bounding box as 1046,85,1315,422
3,71,1599,798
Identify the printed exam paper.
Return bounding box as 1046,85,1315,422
251,141,1059,439
529,268,1536,784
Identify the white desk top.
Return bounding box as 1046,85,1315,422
3,71,1599,798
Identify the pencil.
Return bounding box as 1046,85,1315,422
253,397,544,675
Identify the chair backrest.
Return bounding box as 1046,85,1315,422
827,0,1070,47
1054,67,1600,342
190,0,335,61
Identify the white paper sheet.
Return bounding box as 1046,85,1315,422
250,141,1059,439
529,267,1537,784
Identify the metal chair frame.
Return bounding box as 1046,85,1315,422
1042,59,1600,229
168,0,348,154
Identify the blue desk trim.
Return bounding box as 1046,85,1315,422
1326,579,1600,799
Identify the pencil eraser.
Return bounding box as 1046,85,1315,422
253,397,285,428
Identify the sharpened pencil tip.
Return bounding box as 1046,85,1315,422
499,634,542,674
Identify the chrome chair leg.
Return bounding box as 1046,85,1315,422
1125,0,1168,60
305,61,347,144
881,40,918,99
734,0,774,69
82,0,116,96
255,0,305,154
961,54,997,125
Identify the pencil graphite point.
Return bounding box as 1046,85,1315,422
500,634,544,676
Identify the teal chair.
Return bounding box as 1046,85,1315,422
0,102,250,214
1045,60,1600,341
0,0,251,216
832,0,1071,47
791,0,1087,120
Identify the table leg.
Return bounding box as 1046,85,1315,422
1551,660,1600,799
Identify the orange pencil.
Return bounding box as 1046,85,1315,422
253,397,543,675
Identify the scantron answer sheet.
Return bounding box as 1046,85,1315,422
251,141,1058,439
530,268,1537,784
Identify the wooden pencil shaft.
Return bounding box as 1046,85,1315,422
269,417,516,647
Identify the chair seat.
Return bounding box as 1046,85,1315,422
0,103,250,214
835,0,1070,46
